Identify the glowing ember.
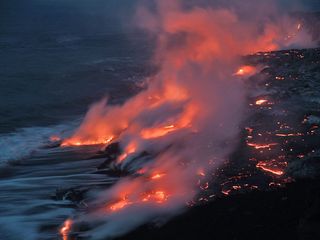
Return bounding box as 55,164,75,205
60,219,72,240
247,142,278,149
222,189,231,196
107,190,169,213
200,182,209,190
234,65,256,76
142,191,168,203
255,99,268,105
109,198,132,211
117,141,138,162
275,133,303,137
150,173,166,180
297,23,302,30
61,136,114,147
140,125,178,139
197,168,206,177
256,162,284,176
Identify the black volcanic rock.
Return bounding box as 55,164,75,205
114,47,320,240
116,179,320,240
97,142,121,169
52,46,320,240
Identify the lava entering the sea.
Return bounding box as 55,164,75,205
56,0,316,238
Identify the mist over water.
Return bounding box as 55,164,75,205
0,0,149,135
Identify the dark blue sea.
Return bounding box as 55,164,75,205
0,1,151,238
0,0,153,161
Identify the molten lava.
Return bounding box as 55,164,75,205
142,191,168,203
247,142,278,149
234,66,256,76
60,219,72,240
275,133,304,137
117,141,138,162
61,136,114,147
109,198,132,212
141,125,178,139
256,161,284,176
255,99,269,105
107,190,169,213
56,1,313,237
150,173,166,180
297,23,302,30
197,168,206,177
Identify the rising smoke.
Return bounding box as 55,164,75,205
61,1,316,239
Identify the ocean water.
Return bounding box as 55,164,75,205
0,2,152,238
0,0,151,162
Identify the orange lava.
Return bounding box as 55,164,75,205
297,23,302,30
117,141,138,162
142,191,168,203
61,136,114,147
56,2,308,234
222,190,231,195
197,168,206,177
60,219,72,240
141,125,178,139
247,142,278,149
275,133,303,137
255,99,268,105
108,190,169,213
234,65,256,76
256,162,284,176
150,173,166,180
109,198,132,211
140,104,197,140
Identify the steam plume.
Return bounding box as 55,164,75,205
61,1,316,238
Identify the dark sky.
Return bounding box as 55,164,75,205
280,0,320,10
0,0,319,37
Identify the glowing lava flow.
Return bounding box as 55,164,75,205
60,219,72,240
150,173,166,180
117,141,138,162
234,65,256,76
197,168,206,177
297,23,302,30
255,99,268,105
55,1,314,237
256,162,284,176
247,142,278,149
275,133,304,137
61,136,114,147
108,191,169,212
140,104,197,140
142,191,168,203
109,198,132,211
141,125,178,139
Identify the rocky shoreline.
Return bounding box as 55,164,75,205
51,47,320,240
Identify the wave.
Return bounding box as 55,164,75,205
0,122,78,163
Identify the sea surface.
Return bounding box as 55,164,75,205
0,1,151,239
0,0,151,162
